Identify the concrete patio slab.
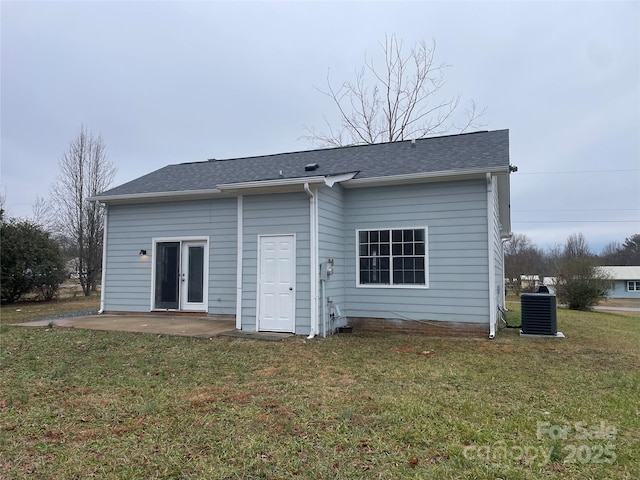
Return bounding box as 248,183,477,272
15,314,236,339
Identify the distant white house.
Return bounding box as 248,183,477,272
512,275,556,294
599,266,640,299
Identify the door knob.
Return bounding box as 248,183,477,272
289,287,293,291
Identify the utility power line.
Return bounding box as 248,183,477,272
514,208,639,213
516,169,639,175
513,220,639,224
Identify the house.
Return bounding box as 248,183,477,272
89,129,513,338
507,275,556,295
599,266,640,299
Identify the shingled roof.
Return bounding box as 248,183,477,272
94,129,509,199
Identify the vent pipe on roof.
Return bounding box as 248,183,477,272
411,139,416,147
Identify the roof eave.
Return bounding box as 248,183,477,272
217,175,327,192
88,188,224,204
218,172,358,192
342,166,511,188
89,172,360,204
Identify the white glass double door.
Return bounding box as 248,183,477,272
154,240,207,312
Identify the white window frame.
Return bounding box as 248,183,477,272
627,281,640,292
355,226,429,289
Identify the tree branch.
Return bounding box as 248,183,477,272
305,34,487,147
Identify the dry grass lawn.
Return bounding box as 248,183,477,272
0,298,638,479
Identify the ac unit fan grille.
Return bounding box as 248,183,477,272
521,294,557,335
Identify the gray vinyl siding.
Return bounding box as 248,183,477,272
208,198,238,314
317,185,347,332
241,192,311,334
343,180,490,324
103,199,237,314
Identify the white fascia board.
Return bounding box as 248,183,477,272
88,188,224,204
88,173,360,204
217,176,327,191
342,167,511,188
217,175,359,196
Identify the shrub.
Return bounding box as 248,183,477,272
0,218,66,303
555,257,610,310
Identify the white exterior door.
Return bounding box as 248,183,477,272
180,241,207,312
257,235,295,332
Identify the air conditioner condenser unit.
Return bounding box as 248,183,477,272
520,293,564,338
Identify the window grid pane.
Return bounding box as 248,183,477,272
359,228,426,286
359,230,390,285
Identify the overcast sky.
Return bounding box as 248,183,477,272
2,0,639,253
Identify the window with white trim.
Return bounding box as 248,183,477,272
357,227,428,287
628,281,640,292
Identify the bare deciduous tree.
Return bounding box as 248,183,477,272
504,233,545,295
621,234,640,265
600,234,640,266
600,241,625,265
31,195,55,231
51,126,116,296
304,34,485,147
563,233,592,259
547,233,610,310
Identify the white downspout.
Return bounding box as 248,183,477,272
235,195,243,330
98,204,108,314
304,182,318,339
501,237,509,311
321,278,326,338
487,173,497,339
